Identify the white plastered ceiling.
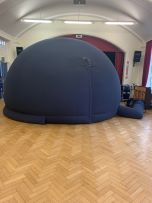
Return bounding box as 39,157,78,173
0,0,152,41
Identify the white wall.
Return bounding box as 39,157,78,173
131,49,145,85
17,22,146,85
0,30,19,68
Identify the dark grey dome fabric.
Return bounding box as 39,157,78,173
117,100,144,119
3,37,121,124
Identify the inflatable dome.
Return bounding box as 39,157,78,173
3,37,121,124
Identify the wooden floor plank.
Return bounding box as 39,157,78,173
0,100,152,202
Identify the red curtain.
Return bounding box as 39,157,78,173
115,52,124,83
142,40,152,86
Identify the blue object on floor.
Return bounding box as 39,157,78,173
3,37,121,124
117,100,144,119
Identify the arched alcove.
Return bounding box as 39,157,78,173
62,34,124,83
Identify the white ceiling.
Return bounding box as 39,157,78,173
0,0,152,41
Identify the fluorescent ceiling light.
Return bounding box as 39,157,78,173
64,20,92,24
21,19,52,23
105,21,135,25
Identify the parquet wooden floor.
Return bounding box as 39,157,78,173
0,100,152,203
